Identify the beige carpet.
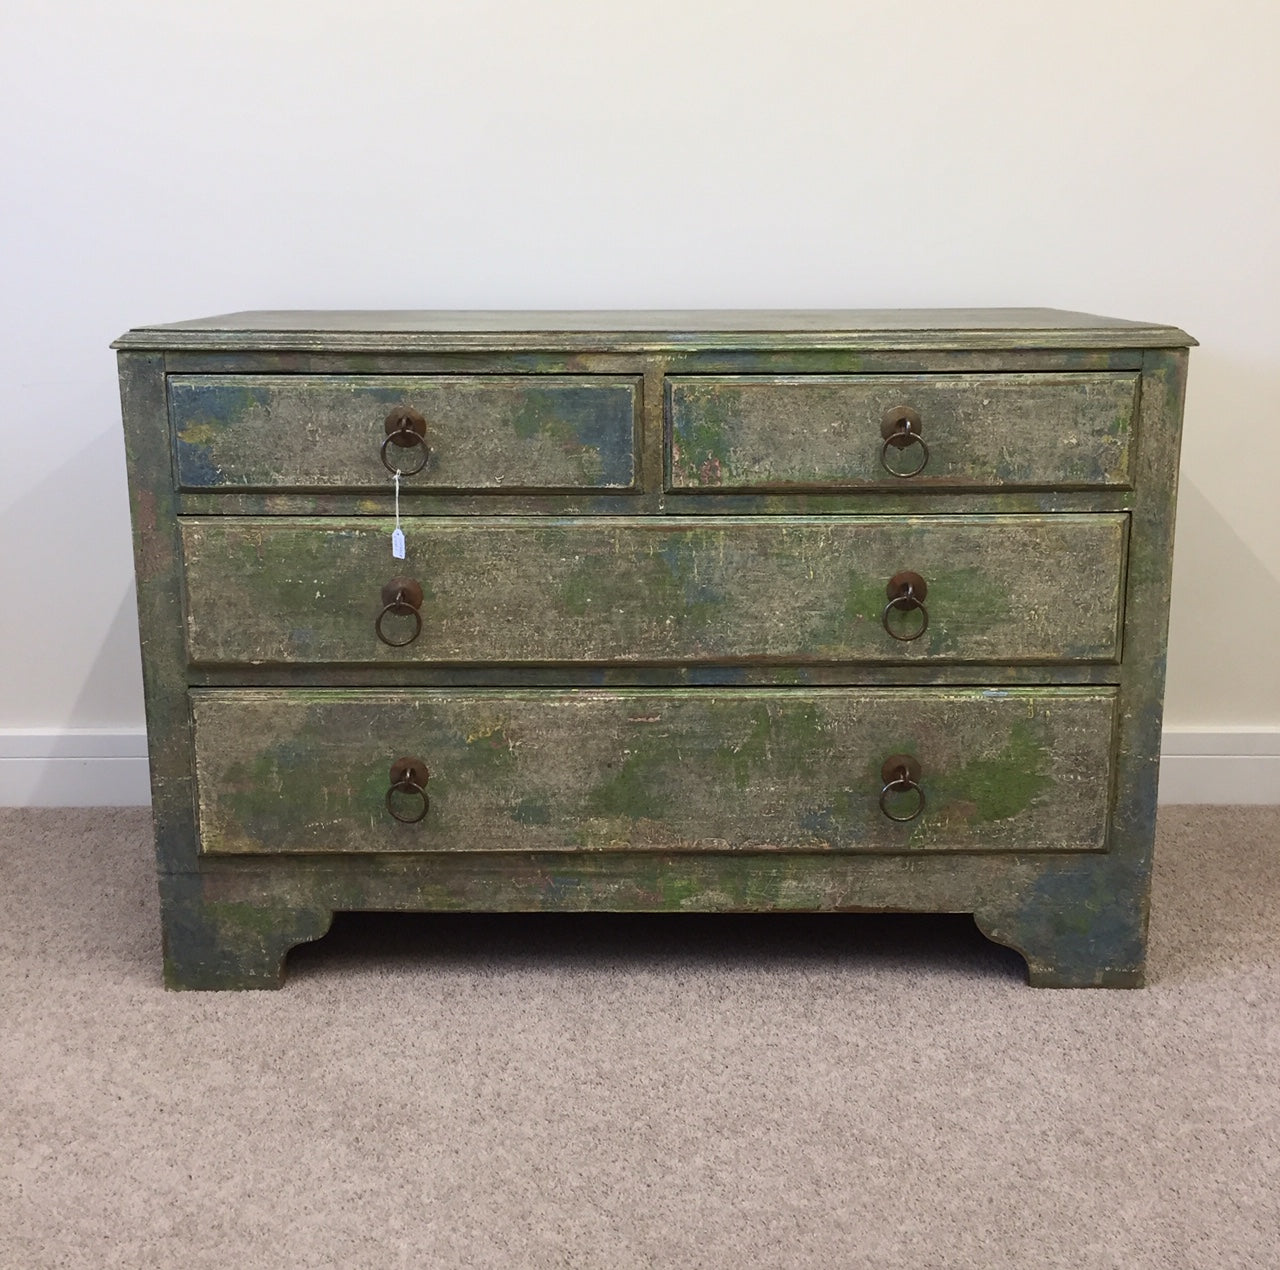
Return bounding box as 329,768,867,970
1,806,1277,1269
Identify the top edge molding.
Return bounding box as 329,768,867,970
113,308,1196,353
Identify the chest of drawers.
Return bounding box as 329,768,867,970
114,309,1192,989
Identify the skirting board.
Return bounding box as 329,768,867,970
0,730,152,808
1,727,1277,809
1158,728,1280,806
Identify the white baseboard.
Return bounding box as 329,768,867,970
0,728,1276,808
0,730,151,807
1157,728,1280,805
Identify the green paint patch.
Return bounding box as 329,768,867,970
177,422,222,445
558,532,723,630
841,575,891,633
560,555,611,618
671,390,733,486
712,703,772,790
454,724,519,779
931,722,1051,824
584,746,666,823
920,567,1009,657
512,797,551,826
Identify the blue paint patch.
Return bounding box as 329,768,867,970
170,381,272,488
174,438,225,488
685,666,749,686
655,537,726,613
521,384,636,486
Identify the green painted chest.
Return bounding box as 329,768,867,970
114,309,1192,988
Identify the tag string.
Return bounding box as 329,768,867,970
394,469,402,534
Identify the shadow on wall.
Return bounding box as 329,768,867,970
19,587,149,807
1164,477,1280,727
0,424,148,805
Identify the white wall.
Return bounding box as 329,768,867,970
1,0,1277,800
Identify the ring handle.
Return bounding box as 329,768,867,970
882,571,929,642
386,756,430,823
375,577,424,647
880,406,929,478
879,754,925,823
380,406,429,475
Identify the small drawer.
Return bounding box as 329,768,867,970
180,514,1127,666
169,374,639,491
191,687,1117,855
666,372,1137,490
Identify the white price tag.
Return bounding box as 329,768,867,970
391,469,406,558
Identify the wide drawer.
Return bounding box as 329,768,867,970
667,373,1137,490
181,514,1128,666
169,374,639,491
191,687,1117,855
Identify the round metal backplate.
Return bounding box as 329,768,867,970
384,406,427,447
886,571,928,602
381,577,424,610
880,753,921,785
389,756,430,788
880,405,922,447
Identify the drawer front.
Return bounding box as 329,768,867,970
667,373,1137,490
181,514,1127,666
169,374,638,491
191,688,1117,855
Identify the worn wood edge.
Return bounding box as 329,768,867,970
158,349,1150,377
118,351,201,873
113,327,1196,353
176,490,1137,517
184,663,1125,688
159,874,333,990
972,907,1145,988
176,846,1116,905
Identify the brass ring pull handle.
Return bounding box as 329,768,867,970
880,406,929,478
879,754,925,823
386,757,430,823
375,577,424,647
380,406,429,475
882,571,929,642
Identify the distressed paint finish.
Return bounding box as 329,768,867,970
158,874,333,990
175,487,1135,521
169,374,638,491
119,351,201,879
191,687,1116,856
668,373,1136,490
161,347,1148,379
186,661,1126,691
974,347,1191,986
114,310,1192,990
113,308,1195,355
181,514,1128,666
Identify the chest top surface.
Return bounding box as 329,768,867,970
113,308,1195,352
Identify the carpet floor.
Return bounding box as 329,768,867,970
1,806,1277,1269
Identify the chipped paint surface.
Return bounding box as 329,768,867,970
181,514,1127,666
192,688,1116,856
667,373,1137,489
169,374,638,490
